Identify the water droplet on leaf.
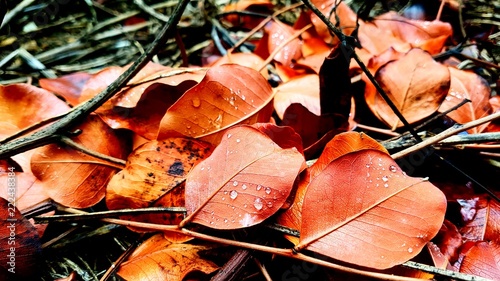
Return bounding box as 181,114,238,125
389,165,397,172
192,98,201,108
254,198,263,210
230,190,238,199
233,181,238,186
265,187,271,194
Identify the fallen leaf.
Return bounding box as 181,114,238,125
438,67,493,133
106,138,213,227
0,198,41,278
297,149,446,269
458,241,500,280
278,132,388,245
0,172,48,213
0,84,70,130
31,115,129,208
183,125,305,229
273,74,320,120
459,196,500,244
222,0,273,29
210,53,269,79
365,48,450,129
434,220,463,264
157,64,274,145
308,0,357,44
254,20,303,67
252,123,304,155
118,233,218,281
39,72,92,106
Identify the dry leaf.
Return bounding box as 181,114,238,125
297,149,446,269
184,125,305,229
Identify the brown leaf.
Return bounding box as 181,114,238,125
210,53,269,79
459,196,500,244
184,125,305,229
106,138,213,227
252,123,304,155
118,233,218,281
458,241,500,280
438,67,493,133
273,74,320,120
157,64,274,145
39,72,92,106
0,84,70,130
278,132,388,245
0,172,48,213
297,149,446,269
365,48,450,129
254,20,303,68
31,115,128,208
0,198,41,278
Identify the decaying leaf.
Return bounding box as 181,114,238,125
118,233,218,281
106,138,212,227
31,115,128,208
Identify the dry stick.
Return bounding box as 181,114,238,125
55,207,486,281
392,110,500,159
59,136,126,168
0,0,191,160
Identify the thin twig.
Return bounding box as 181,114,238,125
391,110,500,159
0,0,191,159
60,136,126,168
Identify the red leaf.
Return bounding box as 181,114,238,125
459,241,500,280
157,64,274,145
297,149,446,269
183,125,305,229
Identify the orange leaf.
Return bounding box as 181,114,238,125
459,196,500,244
0,172,48,212
106,138,212,227
458,241,500,280
118,233,218,281
365,48,450,129
157,64,274,145
273,74,320,120
0,198,41,278
278,132,388,245
252,123,304,155
184,125,305,229
0,84,70,130
297,149,446,269
210,53,269,79
254,20,303,67
39,72,92,106
309,0,357,44
31,115,128,208
438,67,493,133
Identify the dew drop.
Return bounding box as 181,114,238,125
389,165,397,172
408,247,413,253
242,184,247,190
223,190,228,195
210,221,214,225
384,183,389,188
233,181,238,187
244,204,248,208
222,197,225,201
267,201,273,207
256,185,262,191
186,125,191,129
265,187,271,194
236,139,241,143
241,95,246,101
224,219,228,223
227,133,232,138
382,176,388,182
365,164,370,168
192,98,201,108
201,167,204,171
254,198,263,210
230,190,238,199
